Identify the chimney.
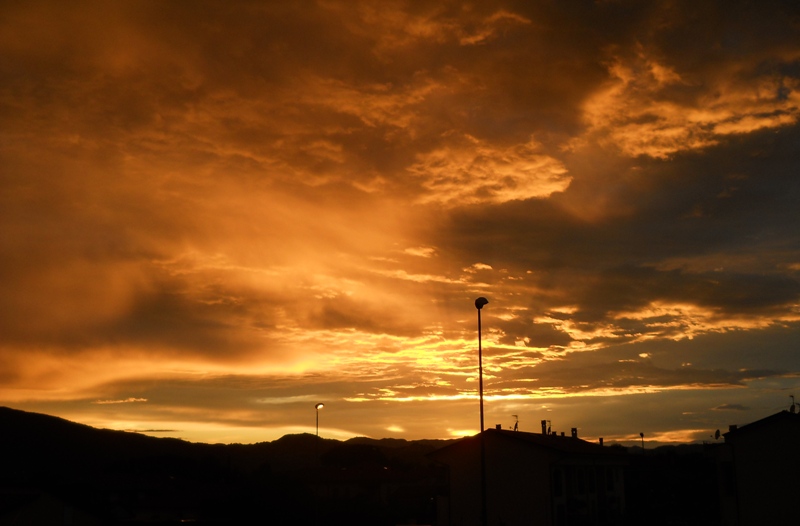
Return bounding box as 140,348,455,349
495,424,502,430
571,428,578,438
560,432,565,437
728,424,737,433
599,437,604,446
541,420,547,435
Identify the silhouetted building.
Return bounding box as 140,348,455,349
716,410,800,526
624,443,721,525
431,427,626,526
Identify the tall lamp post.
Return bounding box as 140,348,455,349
315,403,324,437
475,297,489,432
475,297,489,526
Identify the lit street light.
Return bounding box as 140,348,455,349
315,403,324,437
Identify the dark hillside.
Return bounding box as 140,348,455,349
0,406,453,525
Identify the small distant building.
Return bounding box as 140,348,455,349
717,410,800,526
431,425,627,526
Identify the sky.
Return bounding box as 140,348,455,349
1,0,799,447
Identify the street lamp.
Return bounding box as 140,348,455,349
475,297,489,433
315,403,324,437
475,297,489,526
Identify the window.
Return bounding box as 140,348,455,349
552,468,563,498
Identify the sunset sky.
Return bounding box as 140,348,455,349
2,0,799,447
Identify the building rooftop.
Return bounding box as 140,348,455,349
431,428,623,459
723,409,800,440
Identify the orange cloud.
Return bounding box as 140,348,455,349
580,48,800,159
409,135,571,205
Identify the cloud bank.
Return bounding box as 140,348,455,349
1,0,798,444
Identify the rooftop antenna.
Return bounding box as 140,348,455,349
791,395,796,414
512,414,519,431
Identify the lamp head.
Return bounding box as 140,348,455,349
475,297,489,310
315,403,324,410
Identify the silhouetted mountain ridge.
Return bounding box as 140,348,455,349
0,406,457,524
0,406,456,480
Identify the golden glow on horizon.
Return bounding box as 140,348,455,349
448,429,477,438
610,429,710,445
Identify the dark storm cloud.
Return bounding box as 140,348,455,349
493,357,779,393
622,323,800,373
0,0,611,194
304,293,425,336
430,123,800,345
493,316,574,349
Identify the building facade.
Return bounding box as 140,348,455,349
717,410,800,526
431,427,626,526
